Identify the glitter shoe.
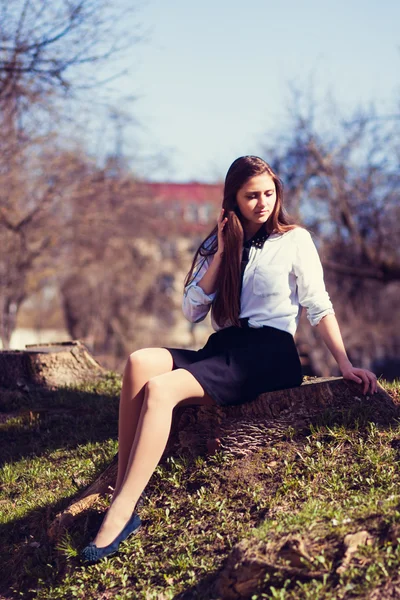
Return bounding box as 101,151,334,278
81,512,142,563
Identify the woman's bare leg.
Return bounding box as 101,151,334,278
113,348,174,497
93,368,215,548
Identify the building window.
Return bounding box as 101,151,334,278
183,203,198,222
198,203,214,223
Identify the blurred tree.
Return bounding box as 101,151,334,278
0,0,142,349
0,0,138,117
264,90,400,377
58,167,189,361
0,139,89,347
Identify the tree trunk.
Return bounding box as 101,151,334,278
0,297,16,349
0,340,105,389
48,376,398,540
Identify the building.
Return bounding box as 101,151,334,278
137,181,224,235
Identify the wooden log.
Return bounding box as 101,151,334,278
164,377,398,458
47,376,398,540
47,455,119,541
0,340,105,390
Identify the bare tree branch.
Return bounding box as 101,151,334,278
0,0,141,112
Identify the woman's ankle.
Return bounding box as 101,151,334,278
108,493,137,518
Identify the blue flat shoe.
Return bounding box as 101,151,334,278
81,512,142,563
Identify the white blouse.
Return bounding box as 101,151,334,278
182,227,335,336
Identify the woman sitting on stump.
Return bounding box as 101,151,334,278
82,155,378,562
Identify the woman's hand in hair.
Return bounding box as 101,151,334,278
217,209,228,255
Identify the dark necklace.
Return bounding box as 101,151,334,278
250,231,270,248
244,223,270,249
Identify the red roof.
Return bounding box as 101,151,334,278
139,181,223,205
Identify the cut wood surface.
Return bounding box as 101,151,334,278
48,376,398,540
0,340,105,389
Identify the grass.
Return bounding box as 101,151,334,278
0,376,400,599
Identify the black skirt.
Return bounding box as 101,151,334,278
163,320,303,407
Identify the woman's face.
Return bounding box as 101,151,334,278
236,173,277,231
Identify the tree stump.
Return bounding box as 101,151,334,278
165,377,398,459
48,376,398,540
213,535,327,599
0,340,105,390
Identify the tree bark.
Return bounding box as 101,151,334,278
47,376,398,540
0,340,105,389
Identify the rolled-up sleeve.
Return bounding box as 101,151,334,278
182,255,217,323
293,228,335,326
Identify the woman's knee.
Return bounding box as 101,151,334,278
125,348,174,381
126,349,149,373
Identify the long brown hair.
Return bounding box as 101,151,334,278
184,155,298,328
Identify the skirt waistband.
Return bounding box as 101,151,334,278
237,318,293,339
239,317,251,328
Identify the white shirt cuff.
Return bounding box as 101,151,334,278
308,307,335,327
184,283,216,305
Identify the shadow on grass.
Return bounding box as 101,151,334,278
1,381,400,599
0,465,112,598
0,380,120,596
0,384,120,469
171,571,225,600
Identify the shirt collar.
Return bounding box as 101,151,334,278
243,221,270,249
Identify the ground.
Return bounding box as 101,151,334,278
1,375,400,599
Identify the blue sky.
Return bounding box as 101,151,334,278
87,0,400,182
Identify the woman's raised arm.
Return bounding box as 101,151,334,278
182,209,228,323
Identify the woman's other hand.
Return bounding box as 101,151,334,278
340,365,378,395
217,208,228,255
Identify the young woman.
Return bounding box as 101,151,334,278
82,155,377,562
